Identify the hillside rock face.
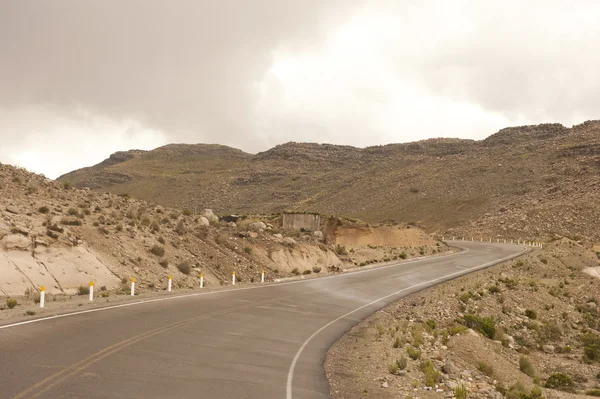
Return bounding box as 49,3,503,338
58,121,600,242
0,164,443,296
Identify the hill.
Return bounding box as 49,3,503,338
0,164,443,298
59,121,600,243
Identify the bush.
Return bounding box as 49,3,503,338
157,236,165,244
77,286,90,295
454,385,467,399
488,285,501,294
150,244,165,257
580,332,600,362
60,217,82,226
420,360,441,386
25,310,36,316
6,298,17,309
426,319,437,331
177,262,191,275
545,373,574,390
388,362,399,374
38,206,49,214
399,252,407,259
312,266,322,273
519,356,536,377
396,356,407,370
461,314,496,339
586,390,600,396
525,309,537,319
478,362,494,377
393,336,402,348
291,268,300,276
302,269,312,275
244,246,253,254
406,346,421,360
335,244,347,255
159,259,169,268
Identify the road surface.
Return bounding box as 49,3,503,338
0,242,525,399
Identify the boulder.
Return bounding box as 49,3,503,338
250,222,267,231
542,344,555,354
227,222,237,228
273,233,283,239
1,234,32,250
5,205,20,214
202,209,219,224
198,216,210,227
283,237,297,246
313,231,324,239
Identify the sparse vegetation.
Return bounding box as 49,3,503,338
406,346,421,360
6,298,17,309
478,362,494,377
519,356,536,378
150,244,165,257
545,372,574,390
77,286,90,296
177,262,191,275
461,314,496,339
454,385,467,399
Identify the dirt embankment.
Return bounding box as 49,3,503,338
327,238,600,399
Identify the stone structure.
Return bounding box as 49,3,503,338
282,213,321,231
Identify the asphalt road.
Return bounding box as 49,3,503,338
0,242,526,399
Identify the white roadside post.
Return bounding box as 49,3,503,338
232,271,236,286
168,275,172,292
131,278,136,296
261,270,265,283
89,281,94,302
40,286,45,308
200,273,204,288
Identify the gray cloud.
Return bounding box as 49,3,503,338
1,0,599,177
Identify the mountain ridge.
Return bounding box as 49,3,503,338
58,120,600,241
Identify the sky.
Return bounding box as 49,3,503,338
1,1,599,179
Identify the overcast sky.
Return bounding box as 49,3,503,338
1,1,599,178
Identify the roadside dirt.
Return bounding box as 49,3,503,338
326,239,600,398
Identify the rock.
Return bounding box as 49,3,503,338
273,233,283,239
542,344,555,354
227,222,237,228
460,370,472,379
202,209,219,224
1,234,31,250
249,232,259,239
283,237,297,246
442,361,455,375
313,231,324,239
446,381,459,389
381,381,388,388
5,205,20,214
250,222,267,231
133,266,140,273
198,216,210,227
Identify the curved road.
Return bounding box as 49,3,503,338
0,242,525,399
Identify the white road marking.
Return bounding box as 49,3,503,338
285,246,528,399
0,246,471,331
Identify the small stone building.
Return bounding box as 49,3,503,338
282,213,321,231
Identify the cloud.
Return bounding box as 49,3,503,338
0,0,599,176
0,106,167,178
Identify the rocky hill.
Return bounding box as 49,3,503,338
0,164,444,298
59,121,600,243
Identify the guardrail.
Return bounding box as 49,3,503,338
440,236,544,248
